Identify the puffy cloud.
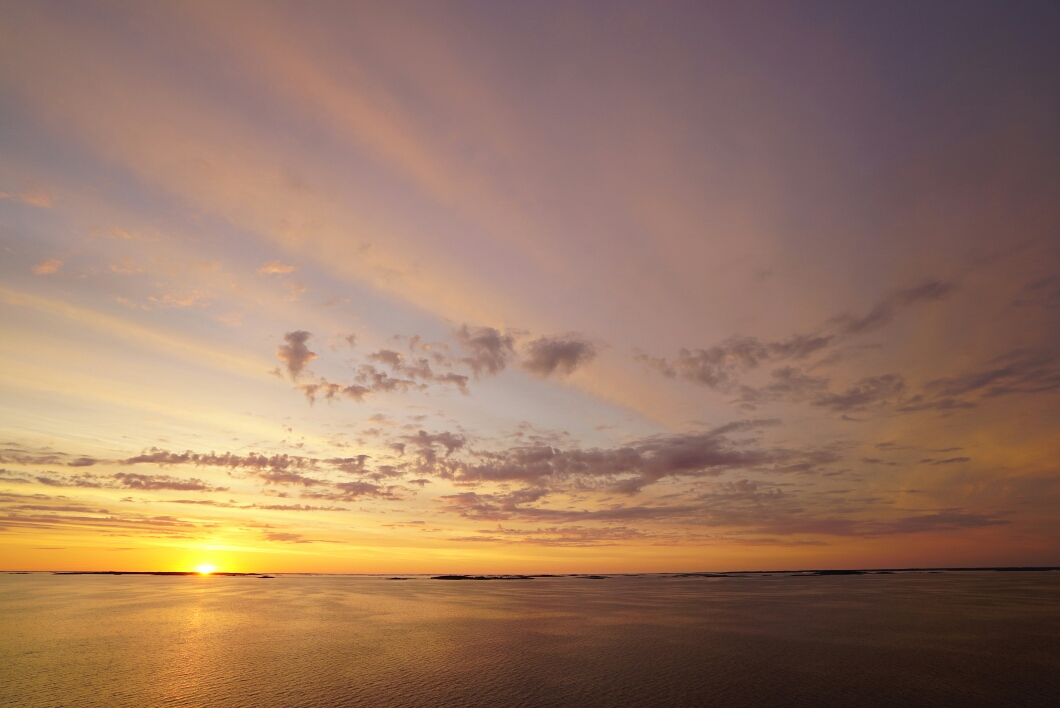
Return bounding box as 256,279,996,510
522,335,597,376
256,470,324,486
296,379,371,403
302,481,405,501
455,325,516,376
401,430,467,464
325,456,370,474
638,335,832,390
276,331,317,380
354,364,419,394
293,344,469,402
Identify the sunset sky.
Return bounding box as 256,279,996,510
1,1,1057,573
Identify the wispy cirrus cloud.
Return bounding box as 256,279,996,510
31,471,226,492
31,258,62,275
1,185,54,208
258,260,297,275
639,280,954,394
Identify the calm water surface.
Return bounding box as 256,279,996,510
1,572,1058,707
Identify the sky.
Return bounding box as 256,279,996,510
1,1,1057,573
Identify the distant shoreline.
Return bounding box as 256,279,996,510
3,567,1057,577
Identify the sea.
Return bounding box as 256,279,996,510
1,571,1058,707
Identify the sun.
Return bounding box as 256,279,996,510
196,564,216,575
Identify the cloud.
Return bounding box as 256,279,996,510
427,420,818,493
737,366,830,406
111,473,220,491
109,259,144,274
293,351,469,403
354,364,419,394
302,481,405,501
122,448,315,472
258,260,297,275
0,510,200,537
296,379,371,403
1013,275,1060,309
217,311,243,327
401,430,467,464
450,524,652,547
894,396,978,413
896,348,1060,413
642,281,952,392
257,470,324,486
522,335,597,376
363,349,469,393
264,531,307,542
920,457,971,466
0,469,32,483
832,280,954,335
277,331,317,380
324,455,370,474
13,468,225,492
455,325,516,376
101,227,139,240
638,334,833,390
810,374,905,412
121,448,326,486
169,499,346,511
31,258,62,275
923,349,1060,399
148,290,208,307
870,510,1007,535
283,281,307,300
438,491,701,523
1,185,54,208
0,450,67,466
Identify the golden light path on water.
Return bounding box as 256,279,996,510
2,572,1059,707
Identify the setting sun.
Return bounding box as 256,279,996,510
196,564,216,575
